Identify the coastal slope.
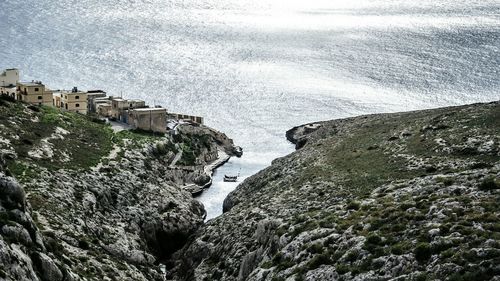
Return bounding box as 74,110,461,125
0,96,239,280
172,101,500,281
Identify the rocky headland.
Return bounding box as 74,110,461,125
172,101,499,281
0,95,241,280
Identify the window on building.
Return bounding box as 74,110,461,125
65,104,68,109
75,96,79,99
35,88,39,92
37,96,42,100
76,104,80,107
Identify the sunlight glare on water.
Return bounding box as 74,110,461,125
1,0,499,219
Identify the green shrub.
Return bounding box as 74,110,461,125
336,264,350,274
415,272,428,281
152,142,169,157
345,250,359,262
478,177,500,191
346,200,361,210
448,266,492,281
414,242,432,262
436,176,454,186
307,243,324,254
307,254,332,270
272,253,294,271
369,219,384,230
260,260,273,269
440,249,454,259
391,243,404,255
365,234,382,245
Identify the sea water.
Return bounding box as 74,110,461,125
1,0,499,219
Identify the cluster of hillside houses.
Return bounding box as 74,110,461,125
0,68,204,133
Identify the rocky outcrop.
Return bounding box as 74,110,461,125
0,167,72,281
0,97,240,280
172,101,500,280
285,122,323,149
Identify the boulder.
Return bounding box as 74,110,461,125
0,174,25,211
32,253,63,281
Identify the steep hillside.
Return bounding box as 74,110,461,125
0,95,240,281
172,101,500,281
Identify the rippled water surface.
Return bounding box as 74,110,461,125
1,0,499,219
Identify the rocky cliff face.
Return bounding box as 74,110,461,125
0,96,240,280
172,101,500,281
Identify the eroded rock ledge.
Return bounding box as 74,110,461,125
172,101,500,281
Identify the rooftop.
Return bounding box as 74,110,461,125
59,90,87,95
95,100,111,104
131,108,166,112
94,97,111,101
87,92,107,96
18,81,44,87
87,90,106,94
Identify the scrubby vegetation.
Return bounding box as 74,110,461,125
0,97,225,182
173,101,500,281
0,100,114,178
0,97,238,280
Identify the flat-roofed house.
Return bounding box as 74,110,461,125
97,103,112,117
92,96,112,116
0,69,19,98
128,108,167,133
110,98,128,121
110,97,146,122
86,90,107,113
16,81,53,106
54,87,88,114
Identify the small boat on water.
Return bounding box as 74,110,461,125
223,175,238,182
224,168,240,182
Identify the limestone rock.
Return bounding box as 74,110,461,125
32,253,63,281
172,101,500,281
